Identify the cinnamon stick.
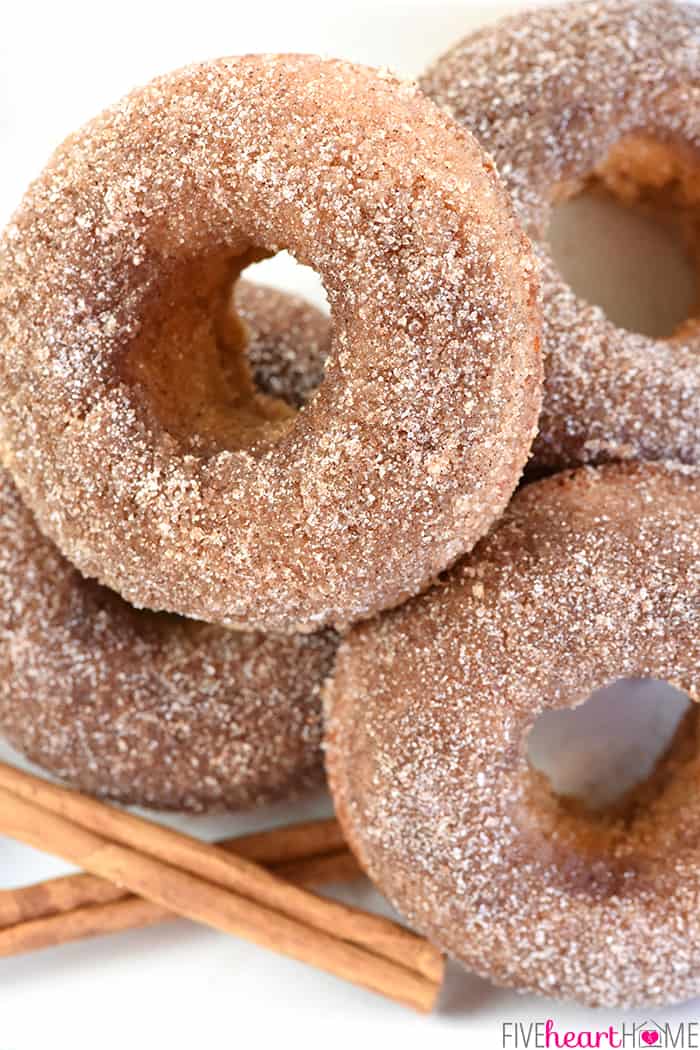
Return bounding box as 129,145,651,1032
0,850,362,959
0,761,443,984
214,817,348,865
272,849,361,887
0,897,168,958
0,817,357,928
0,777,443,1010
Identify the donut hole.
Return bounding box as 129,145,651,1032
237,253,330,409
527,678,692,812
122,248,328,456
547,135,700,339
244,251,329,313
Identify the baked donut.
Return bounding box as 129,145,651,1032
421,0,700,472
0,283,336,813
0,55,541,634
325,462,700,1007
235,280,330,410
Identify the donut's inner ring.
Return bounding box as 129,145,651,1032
121,246,304,456
550,133,700,337
519,680,700,882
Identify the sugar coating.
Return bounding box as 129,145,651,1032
325,462,700,1007
236,280,330,409
0,283,336,813
421,0,700,472
0,55,541,634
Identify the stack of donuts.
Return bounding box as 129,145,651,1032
0,0,698,1011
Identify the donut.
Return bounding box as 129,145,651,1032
0,283,337,813
325,462,700,1007
236,279,330,410
0,55,541,634
420,0,700,472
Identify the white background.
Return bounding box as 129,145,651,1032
1,2,698,1047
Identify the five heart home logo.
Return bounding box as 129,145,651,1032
501,1016,700,1048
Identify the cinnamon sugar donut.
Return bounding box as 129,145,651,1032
325,462,700,1007
0,283,336,813
0,55,541,634
235,280,330,410
421,0,700,472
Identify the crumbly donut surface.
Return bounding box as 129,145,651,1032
0,284,336,813
325,463,700,1007
421,0,700,471
0,55,541,633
